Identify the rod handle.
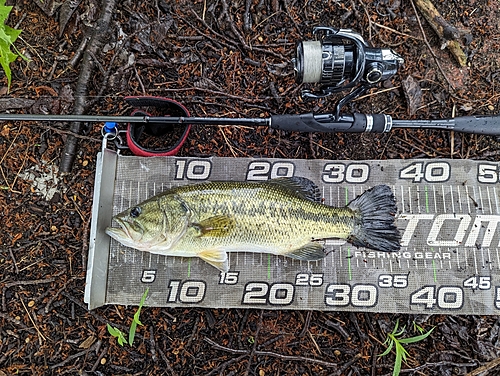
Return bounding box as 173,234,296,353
453,115,500,135
270,113,392,133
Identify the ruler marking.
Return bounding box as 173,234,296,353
466,186,471,213
433,185,437,213
479,186,485,213
450,185,455,213
494,187,499,213
441,185,447,213
473,186,479,212
456,185,463,213
267,254,271,280
417,185,421,214
474,248,478,275
348,248,352,280
425,186,429,213
400,185,405,213
408,186,412,213
487,186,493,214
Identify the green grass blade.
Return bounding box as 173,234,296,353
398,327,435,344
128,288,149,346
379,339,394,357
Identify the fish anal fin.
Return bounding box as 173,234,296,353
192,215,235,237
287,242,326,261
198,249,229,272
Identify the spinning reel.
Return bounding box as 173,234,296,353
294,26,404,118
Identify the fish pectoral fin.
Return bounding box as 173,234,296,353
286,242,326,261
192,215,235,237
198,249,229,272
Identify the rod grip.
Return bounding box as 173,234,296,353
453,115,500,135
270,113,391,133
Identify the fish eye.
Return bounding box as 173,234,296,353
130,207,142,218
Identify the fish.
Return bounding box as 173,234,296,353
105,177,401,272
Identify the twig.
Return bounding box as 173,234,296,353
149,326,157,363
5,246,19,274
324,319,351,340
0,311,36,333
44,276,78,313
90,345,108,372
2,277,56,311
372,22,423,41
60,0,117,172
244,310,263,376
465,357,500,376
11,135,32,190
20,296,47,343
157,347,177,375
408,0,456,91
50,340,100,369
298,310,313,337
204,337,338,368
329,353,362,376
0,125,22,190
206,354,248,376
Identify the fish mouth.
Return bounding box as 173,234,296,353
105,217,141,243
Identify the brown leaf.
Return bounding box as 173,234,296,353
402,75,423,116
79,335,96,349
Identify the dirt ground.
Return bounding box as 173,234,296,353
1,0,500,375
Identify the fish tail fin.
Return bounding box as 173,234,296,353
347,185,401,252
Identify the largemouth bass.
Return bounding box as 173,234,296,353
106,178,400,271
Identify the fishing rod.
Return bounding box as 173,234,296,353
0,111,498,135
1,27,498,161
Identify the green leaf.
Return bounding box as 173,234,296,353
107,323,127,347
0,0,27,91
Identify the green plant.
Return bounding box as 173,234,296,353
107,288,149,346
0,0,27,91
379,319,435,376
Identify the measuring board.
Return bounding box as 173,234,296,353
85,148,500,314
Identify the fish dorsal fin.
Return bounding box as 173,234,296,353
198,249,229,272
286,242,326,261
267,177,321,202
192,215,235,237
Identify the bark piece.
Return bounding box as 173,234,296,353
415,0,468,67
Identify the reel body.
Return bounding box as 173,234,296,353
294,27,404,117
